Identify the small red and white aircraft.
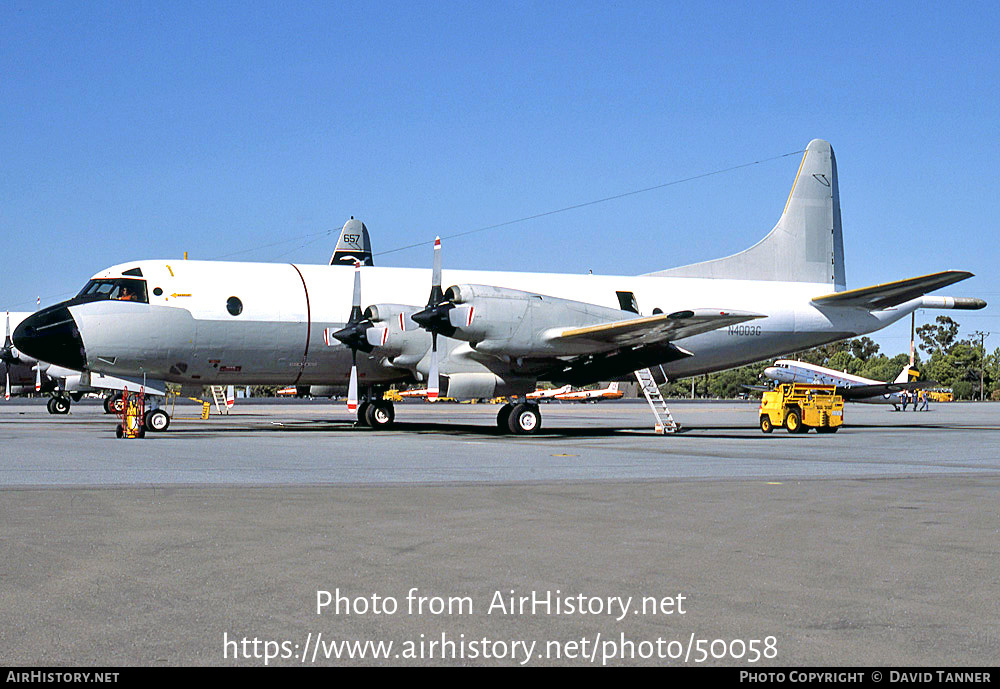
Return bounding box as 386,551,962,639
554,381,624,402
526,384,571,401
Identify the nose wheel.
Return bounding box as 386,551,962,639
46,396,71,415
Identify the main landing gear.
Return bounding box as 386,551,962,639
356,399,396,429
497,402,542,435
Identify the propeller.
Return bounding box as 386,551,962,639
2,312,15,401
411,237,456,401
330,262,375,412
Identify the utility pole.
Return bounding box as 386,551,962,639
973,331,990,401
974,331,990,401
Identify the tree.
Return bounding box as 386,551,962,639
849,337,880,361
916,316,960,355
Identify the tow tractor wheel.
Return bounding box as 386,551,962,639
785,409,807,434
47,397,70,415
496,403,515,432
356,401,371,426
144,408,171,432
507,403,542,435
105,393,124,415
759,415,773,433
365,400,395,429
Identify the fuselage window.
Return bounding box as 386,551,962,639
227,297,243,316
76,278,148,303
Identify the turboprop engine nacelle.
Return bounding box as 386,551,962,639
437,284,632,358
363,303,431,367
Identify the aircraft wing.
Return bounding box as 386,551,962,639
547,309,765,348
838,380,937,400
811,271,973,310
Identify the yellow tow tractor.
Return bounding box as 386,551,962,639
759,383,844,434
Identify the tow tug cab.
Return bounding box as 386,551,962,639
759,383,844,434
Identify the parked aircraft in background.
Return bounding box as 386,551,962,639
763,360,932,407
554,381,624,402
14,139,987,434
526,384,572,401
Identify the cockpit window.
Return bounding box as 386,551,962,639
76,278,148,303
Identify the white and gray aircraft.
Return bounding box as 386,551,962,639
762,359,933,406
13,139,986,433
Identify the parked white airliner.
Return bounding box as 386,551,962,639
763,360,929,406
13,140,986,433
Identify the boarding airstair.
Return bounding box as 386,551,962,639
633,368,678,434
210,385,229,415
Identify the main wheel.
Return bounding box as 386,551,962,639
106,392,124,415
785,409,804,434
507,403,542,435
356,401,371,426
759,415,773,433
365,401,395,429
144,408,171,432
496,403,515,432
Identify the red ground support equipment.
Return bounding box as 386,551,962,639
115,386,146,439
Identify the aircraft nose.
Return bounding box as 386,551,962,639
12,304,87,370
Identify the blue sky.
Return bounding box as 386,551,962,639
2,1,998,355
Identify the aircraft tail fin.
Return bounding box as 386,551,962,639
893,366,920,384
649,139,845,288
330,218,374,266
608,381,619,393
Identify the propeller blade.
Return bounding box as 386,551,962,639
349,260,363,323
4,311,9,343
365,326,389,348
35,364,41,392
347,352,358,411
428,236,443,306
4,369,9,401
427,333,439,402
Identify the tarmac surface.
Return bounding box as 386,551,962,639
1,399,997,666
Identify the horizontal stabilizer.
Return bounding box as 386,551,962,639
811,271,974,310
839,380,936,400
548,309,765,348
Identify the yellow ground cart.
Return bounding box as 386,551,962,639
759,383,844,434
927,389,954,403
